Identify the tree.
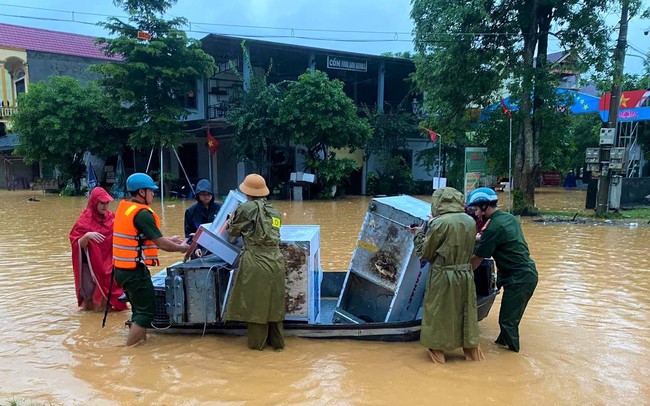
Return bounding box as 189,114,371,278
226,45,288,179
278,70,372,197
411,0,621,213
363,105,420,195
92,0,214,148
11,76,125,193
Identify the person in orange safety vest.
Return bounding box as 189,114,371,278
113,173,189,346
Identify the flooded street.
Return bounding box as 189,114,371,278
0,187,648,405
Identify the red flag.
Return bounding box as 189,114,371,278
421,126,438,142
206,128,218,155
500,97,512,119
137,30,152,41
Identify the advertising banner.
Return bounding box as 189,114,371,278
464,147,488,197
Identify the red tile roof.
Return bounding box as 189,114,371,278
0,23,120,61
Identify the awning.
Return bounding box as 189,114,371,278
480,89,601,121
0,134,19,152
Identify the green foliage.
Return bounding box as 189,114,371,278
363,106,419,160
306,154,359,199
475,103,599,177
279,70,372,155
278,70,371,193
60,181,87,196
380,51,414,59
226,44,288,175
592,71,650,94
410,0,614,206
91,0,214,148
11,76,124,193
512,188,539,216
366,155,415,196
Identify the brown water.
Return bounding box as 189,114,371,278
1,188,648,405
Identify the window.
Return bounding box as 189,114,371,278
14,69,26,95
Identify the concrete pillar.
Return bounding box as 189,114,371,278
0,64,8,107
237,162,246,185
243,43,251,92
309,53,316,72
377,61,385,112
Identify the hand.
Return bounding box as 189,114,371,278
169,235,183,244
194,248,203,258
85,232,105,244
179,242,190,253
408,225,424,234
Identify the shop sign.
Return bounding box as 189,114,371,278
327,56,367,72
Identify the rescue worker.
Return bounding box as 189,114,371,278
410,187,485,364
184,179,221,257
468,187,538,353
225,174,286,351
113,173,189,346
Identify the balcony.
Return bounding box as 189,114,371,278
208,102,229,121
0,106,17,120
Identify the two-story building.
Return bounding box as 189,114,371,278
0,23,121,190
1,23,425,196
184,35,419,196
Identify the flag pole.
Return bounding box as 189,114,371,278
508,117,513,212
438,134,442,180
160,143,165,221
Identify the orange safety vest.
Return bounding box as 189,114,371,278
113,200,161,269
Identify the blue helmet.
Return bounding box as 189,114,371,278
467,187,498,207
126,173,159,192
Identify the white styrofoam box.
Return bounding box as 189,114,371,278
302,173,316,183
280,225,321,323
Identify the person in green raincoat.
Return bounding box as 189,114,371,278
226,174,286,350
410,187,485,363
469,187,538,353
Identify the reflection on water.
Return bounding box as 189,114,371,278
0,188,648,405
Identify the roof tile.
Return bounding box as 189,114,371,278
0,23,121,61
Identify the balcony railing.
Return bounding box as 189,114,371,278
208,102,229,120
0,106,17,119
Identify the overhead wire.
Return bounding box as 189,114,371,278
0,3,524,43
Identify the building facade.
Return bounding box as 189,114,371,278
0,23,121,190
189,35,418,196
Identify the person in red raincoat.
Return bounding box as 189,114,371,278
69,187,127,311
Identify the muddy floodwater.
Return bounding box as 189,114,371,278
0,188,648,405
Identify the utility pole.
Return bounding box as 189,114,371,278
595,0,628,214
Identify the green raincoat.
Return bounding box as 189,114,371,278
413,187,479,351
225,198,286,324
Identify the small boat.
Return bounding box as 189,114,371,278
149,258,498,342
148,194,500,342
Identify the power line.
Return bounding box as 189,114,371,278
0,2,522,39
0,13,98,27
0,3,414,36
0,13,415,43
